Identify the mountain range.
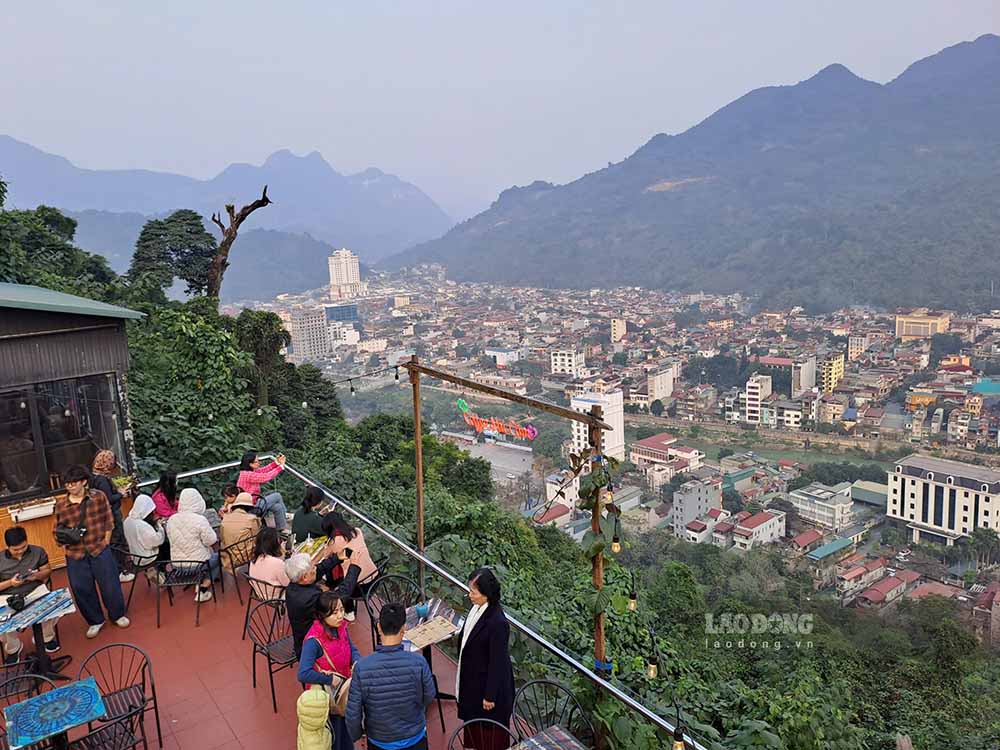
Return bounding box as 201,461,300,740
0,137,453,263
387,34,1000,312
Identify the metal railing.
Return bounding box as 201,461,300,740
137,455,708,749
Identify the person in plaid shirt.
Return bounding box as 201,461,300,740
54,465,130,639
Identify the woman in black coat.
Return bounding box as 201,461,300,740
455,568,516,750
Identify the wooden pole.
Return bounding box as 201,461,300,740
409,355,426,593
589,404,607,676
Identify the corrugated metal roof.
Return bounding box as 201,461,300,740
0,283,143,320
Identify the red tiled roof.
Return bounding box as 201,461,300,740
839,566,866,581
534,504,569,524
735,511,752,521
860,575,905,603
713,521,734,533
893,569,921,584
864,558,887,572
686,520,708,532
908,582,965,600
739,511,776,530
791,529,823,548
707,507,725,519
634,433,677,451
975,583,1000,610
758,356,794,366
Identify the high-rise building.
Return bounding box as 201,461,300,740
848,335,866,361
570,389,625,462
888,455,1000,545
743,374,772,425
327,248,367,300
550,348,586,378
610,318,627,343
895,309,952,341
288,308,330,363
819,352,845,393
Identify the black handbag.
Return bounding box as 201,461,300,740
54,494,91,546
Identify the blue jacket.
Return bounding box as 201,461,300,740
345,644,436,747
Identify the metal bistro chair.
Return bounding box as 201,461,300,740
512,680,596,748
363,573,422,650
68,704,145,750
218,530,259,605
363,573,446,733
153,560,216,628
111,546,159,614
246,599,296,714
77,643,163,749
241,572,286,640
448,719,519,750
0,673,54,749
340,553,388,613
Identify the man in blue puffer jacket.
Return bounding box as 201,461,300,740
346,602,437,750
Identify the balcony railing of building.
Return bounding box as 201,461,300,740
136,455,711,750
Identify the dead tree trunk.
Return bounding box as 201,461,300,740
206,185,272,299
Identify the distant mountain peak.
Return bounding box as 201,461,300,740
890,32,1000,89
263,148,330,168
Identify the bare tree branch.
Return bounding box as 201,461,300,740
204,184,274,300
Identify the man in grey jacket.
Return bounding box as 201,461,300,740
346,603,436,750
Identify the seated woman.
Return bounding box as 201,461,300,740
151,471,179,520
292,486,328,544
166,488,219,602
123,494,165,581
236,451,290,532
248,527,290,591
322,512,378,621
297,591,359,750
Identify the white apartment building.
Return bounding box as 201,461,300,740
328,248,368,300
888,455,1000,546
611,318,627,343
485,347,524,369
744,374,772,425
471,372,528,396
570,389,625,463
647,368,675,403
288,308,330,362
551,348,586,378
670,477,723,537
788,481,854,531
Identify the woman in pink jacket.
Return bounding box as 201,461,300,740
236,451,290,532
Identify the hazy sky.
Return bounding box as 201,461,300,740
4,2,997,220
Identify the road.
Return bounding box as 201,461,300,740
465,442,534,483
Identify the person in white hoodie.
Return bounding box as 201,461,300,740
123,494,165,582
166,488,219,602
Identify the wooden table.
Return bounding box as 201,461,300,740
3,676,107,750
513,725,588,750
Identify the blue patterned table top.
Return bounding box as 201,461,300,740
3,677,107,748
0,589,76,634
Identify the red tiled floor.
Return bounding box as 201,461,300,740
30,568,462,749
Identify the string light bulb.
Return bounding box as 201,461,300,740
350,380,356,396
646,660,658,679
64,409,72,418
611,535,621,554
301,401,308,409
394,367,400,381
19,401,26,409
256,408,263,416
628,591,637,612
672,724,686,750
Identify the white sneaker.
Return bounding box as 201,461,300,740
86,623,104,639
114,617,130,628
344,611,356,622
195,589,213,603
119,572,136,582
